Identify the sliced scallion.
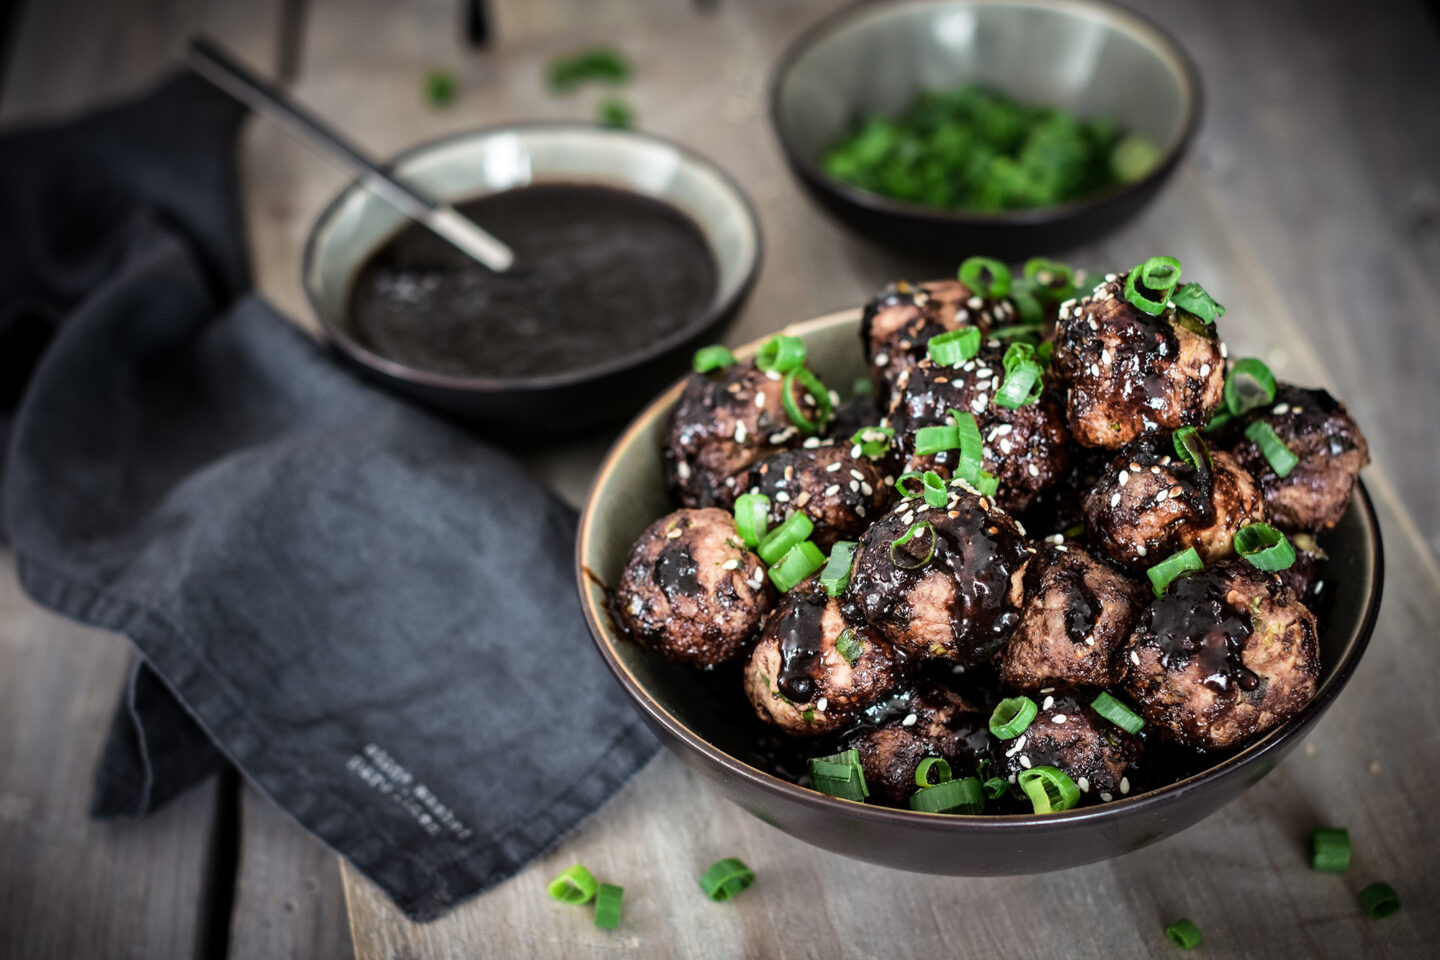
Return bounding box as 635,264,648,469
983,777,1009,800
1165,918,1202,949
733,493,770,548
914,423,960,456
594,883,624,930
692,345,736,373
1224,357,1277,416
928,327,981,366
896,471,927,499
995,341,1044,408
835,628,864,665
782,366,833,434
1171,281,1225,323
1017,765,1080,814
1024,257,1077,302
850,425,894,458
820,541,857,596
909,776,985,814
769,541,826,592
808,748,868,801
699,858,755,902
889,521,936,570
1091,691,1145,734
1147,546,1203,597
1123,255,1182,316
1234,523,1296,571
959,256,1011,298
547,864,598,904
756,335,805,373
1245,419,1299,478
1309,827,1350,873
1172,426,1211,471
757,513,813,564
921,470,948,508
1358,882,1401,919
915,757,952,787
989,696,1038,739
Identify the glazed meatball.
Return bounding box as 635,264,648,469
862,279,1002,403
1084,442,1266,571
664,361,830,507
991,692,1144,804
1229,384,1370,532
1001,543,1147,691
744,583,903,735
732,440,895,551
1018,442,1108,539
847,491,1030,665
1123,560,1320,751
888,347,1070,512
615,508,773,667
848,686,991,806
1054,274,1225,448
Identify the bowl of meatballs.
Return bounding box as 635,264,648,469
577,255,1383,874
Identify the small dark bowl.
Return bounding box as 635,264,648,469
577,310,1384,875
770,0,1203,259
302,124,761,433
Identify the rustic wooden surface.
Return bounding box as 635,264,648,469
1,0,1437,957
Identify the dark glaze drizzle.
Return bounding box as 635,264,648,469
1136,571,1260,693
652,541,700,597
773,586,831,701
1121,439,1217,526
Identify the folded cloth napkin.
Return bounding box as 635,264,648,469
0,74,657,921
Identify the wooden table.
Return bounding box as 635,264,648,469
2,1,1437,957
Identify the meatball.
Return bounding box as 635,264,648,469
615,508,773,667
1275,531,1327,606
888,347,1069,512
1123,560,1320,751
732,440,895,551
848,686,992,806
664,361,829,507
847,491,1030,665
1084,442,1266,571
1018,443,1108,540
744,583,903,735
1001,543,1147,691
826,391,887,446
1054,274,1225,448
861,279,1000,403
1229,384,1369,532
991,692,1144,804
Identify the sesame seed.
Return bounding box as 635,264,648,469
721,558,740,570
1089,317,1099,331
902,511,915,524
784,465,794,480
1054,544,1068,552
765,369,781,381
875,352,890,367
1170,485,1184,497
754,392,766,408
1199,363,1211,377
734,422,747,443
1110,492,1121,508
826,461,842,473
1000,438,1013,454
1155,489,1168,502
1042,696,1054,710
849,480,860,492
775,491,790,502
1100,792,1113,802
725,476,737,487
1052,714,1068,724
678,461,691,480
1221,342,1229,358
1150,465,1160,474
1131,651,1141,665
816,697,828,712
1085,635,1095,646
1273,403,1290,415
975,366,993,377
856,505,866,517
1006,736,1027,757
1120,777,1130,795
1019,755,1033,769
850,469,865,481
1028,463,1040,477
851,444,863,458
1077,777,1090,793
967,296,983,309
971,394,988,413
803,436,822,449
902,713,918,727
1135,544,1147,557
1048,534,1064,544
1101,349,1111,365
1118,470,1129,486
824,484,841,496
666,528,682,539
861,482,873,496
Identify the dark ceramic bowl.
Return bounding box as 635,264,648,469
303,124,761,433
577,310,1384,875
770,0,1202,259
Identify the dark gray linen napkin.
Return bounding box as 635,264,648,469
0,74,657,921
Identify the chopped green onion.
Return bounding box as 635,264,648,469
597,98,633,130
1017,765,1081,814
547,864,598,904
1010,282,1044,325
1165,918,1202,949
972,470,1000,499
954,410,984,479
889,521,936,570
927,327,982,366
1244,420,1299,478
983,777,1009,800
1147,547,1204,597
1172,426,1211,471
769,541,826,592
915,757,952,787
548,46,630,92
914,424,960,456
1224,358,1277,416
851,376,875,398
424,69,458,108
782,366,833,434
909,776,985,814
594,883,624,929
959,257,1012,298
1091,691,1145,734
1309,827,1350,873
692,344,736,373
994,342,1044,408
1234,523,1296,571
835,628,864,665
850,425,894,458
1035,340,1055,369
896,471,926,499
1171,281,1225,323
820,541,857,596
986,323,1046,342
757,513,813,564
1358,882,1401,919
756,334,806,374
989,696,1038,739
808,748,868,801
732,493,770,548
921,470,948,508
1024,258,1077,302
1123,255,1182,316
1204,409,1235,433
699,858,755,902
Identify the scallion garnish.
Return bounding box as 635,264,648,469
733,493,770,548
756,334,805,374
757,513,813,564
1017,765,1080,814
808,748,868,801
1358,882,1402,919
1123,255,1182,316
691,344,736,373
1244,419,1299,478
915,757,952,787
1024,257,1077,302
1165,918,1202,949
896,471,926,499
852,376,875,398
1204,409,1234,433
835,628,864,665
1234,523,1296,571
986,323,1046,342
1010,282,1044,325
782,366,833,434
547,864,598,904
1309,827,1351,873
921,470,948,508
955,409,983,475
850,425,894,458
914,424,959,456
1172,425,1211,471
698,858,755,902
1171,281,1225,323
1147,546,1203,597
1224,357,1277,416
989,696,1038,739
994,341,1044,408
594,883,624,929
959,256,1012,298
927,327,981,366
1091,691,1145,734
983,777,1009,800
769,541,826,592
889,520,936,570
820,541,857,596
909,776,985,814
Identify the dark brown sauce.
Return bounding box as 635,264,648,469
1138,571,1260,693
774,587,831,701
348,184,718,378
652,541,700,597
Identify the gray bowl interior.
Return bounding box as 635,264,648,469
775,0,1195,174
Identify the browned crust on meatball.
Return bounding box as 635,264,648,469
849,687,989,806
733,441,897,551
992,693,1144,803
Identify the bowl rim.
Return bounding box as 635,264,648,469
300,122,764,394
576,308,1385,828
768,0,1205,226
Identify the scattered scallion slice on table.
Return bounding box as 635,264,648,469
1017,765,1080,814
1234,523,1296,571
1245,419,1299,478
424,69,458,108
927,327,981,366
597,98,633,129
1165,918,1202,949
889,521,937,570
1171,281,1225,323
699,858,755,902
1309,827,1351,873
547,864,598,904
959,257,1012,298
1224,357,1277,416
1358,881,1401,919
769,541,826,592
1124,255,1182,316
1091,691,1145,734
732,493,770,548
593,882,624,930
692,344,735,373
909,776,985,814
757,513,813,564
782,366,833,434
1147,546,1203,597
915,757,952,787
820,541,857,596
989,696,1038,739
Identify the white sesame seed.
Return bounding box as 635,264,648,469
1120,777,1130,795
725,476,736,487
678,461,691,480
1052,714,1068,724
721,558,740,570
1042,696,1054,710
1221,342,1229,358
1089,363,1101,377
1151,465,1160,474
1104,273,1117,282
1085,635,1095,646
1089,317,1099,332
765,369,781,381
851,444,863,458
824,484,841,496
1101,349,1111,365
754,392,766,408
775,491,790,502
1019,755,1033,769
850,469,865,481
975,366,993,377
1006,736,1027,757
1199,363,1211,377
816,697,828,712
1000,438,1013,454
1028,463,1040,477
827,462,842,473
861,482,874,496
902,713,918,727
1054,544,1068,552
1131,651,1141,665
1135,544,1147,557
1110,492,1121,508
1100,792,1113,802
849,480,860,492
1273,403,1290,415
1118,470,1129,486
1048,534,1064,544
1155,489,1168,502
856,505,866,517
803,436,822,448
1077,777,1090,793
971,394,988,413
967,296,983,309
875,352,890,367
734,422,747,443
666,528,682,539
